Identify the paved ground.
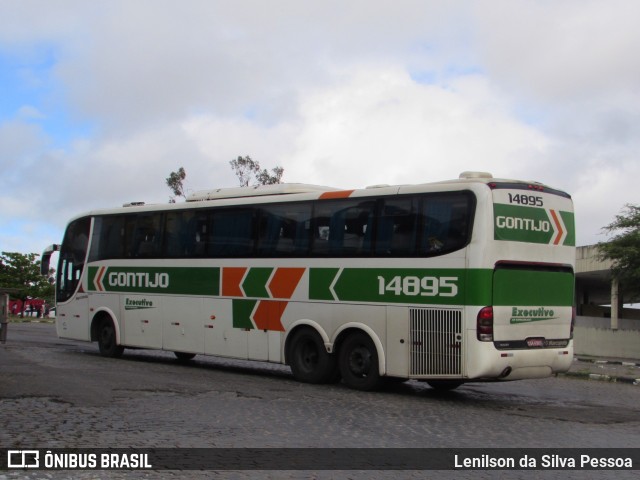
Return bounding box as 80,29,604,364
1,320,639,480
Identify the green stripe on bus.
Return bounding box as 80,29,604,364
88,266,219,296
232,299,256,329
494,204,575,246
560,211,576,247
309,268,340,301
494,204,555,244
310,268,494,306
242,268,273,298
464,269,493,306
493,269,574,306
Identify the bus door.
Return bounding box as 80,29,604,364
56,217,91,341
56,254,90,341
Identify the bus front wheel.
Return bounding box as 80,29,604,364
339,332,382,391
97,317,124,358
289,328,338,384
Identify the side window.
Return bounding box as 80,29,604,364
89,215,126,260
376,198,419,256
311,200,375,256
209,208,255,257
130,213,162,258
257,203,312,256
164,210,192,257
419,193,473,256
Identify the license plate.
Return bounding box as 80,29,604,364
526,338,545,347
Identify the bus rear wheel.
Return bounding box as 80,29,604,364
97,317,124,358
289,329,338,384
339,332,382,391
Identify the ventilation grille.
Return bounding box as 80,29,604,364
410,308,463,377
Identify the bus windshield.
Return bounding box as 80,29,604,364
57,217,91,302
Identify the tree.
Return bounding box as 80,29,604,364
230,155,284,186
598,204,640,298
166,167,187,202
257,165,284,185
0,252,55,316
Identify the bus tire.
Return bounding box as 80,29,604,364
339,331,382,391
97,317,124,358
289,328,338,384
174,352,196,361
426,380,463,391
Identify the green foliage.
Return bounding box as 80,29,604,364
598,204,640,296
166,167,187,202
0,251,55,305
230,155,284,186
257,165,284,185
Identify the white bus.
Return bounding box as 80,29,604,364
41,172,575,391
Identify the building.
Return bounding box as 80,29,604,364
575,245,640,359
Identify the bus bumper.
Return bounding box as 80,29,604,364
466,341,574,381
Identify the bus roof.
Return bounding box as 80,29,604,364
186,183,339,202
70,171,570,221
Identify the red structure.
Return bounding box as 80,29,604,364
9,299,49,317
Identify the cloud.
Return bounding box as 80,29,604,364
285,66,548,188
1,1,638,254
474,0,640,102
0,119,50,176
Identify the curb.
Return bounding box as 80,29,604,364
562,357,640,385
561,371,640,385
575,357,640,368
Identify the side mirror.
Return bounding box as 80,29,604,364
40,244,60,276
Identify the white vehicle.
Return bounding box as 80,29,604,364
42,172,575,391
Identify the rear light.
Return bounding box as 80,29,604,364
477,306,494,342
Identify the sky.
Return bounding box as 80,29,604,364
1,0,639,255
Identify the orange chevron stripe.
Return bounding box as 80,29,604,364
95,266,106,291
268,268,305,299
549,209,564,245
319,190,355,199
253,300,287,331
222,267,247,297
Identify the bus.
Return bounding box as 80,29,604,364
41,172,576,391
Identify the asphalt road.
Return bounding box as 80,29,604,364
1,322,639,480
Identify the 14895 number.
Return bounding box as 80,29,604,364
377,276,458,297
508,193,543,206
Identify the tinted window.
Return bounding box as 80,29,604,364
375,197,419,256
418,193,473,256
130,213,162,258
310,200,375,256
86,191,474,260
257,203,312,256
89,215,126,261
164,210,201,257
209,209,254,257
